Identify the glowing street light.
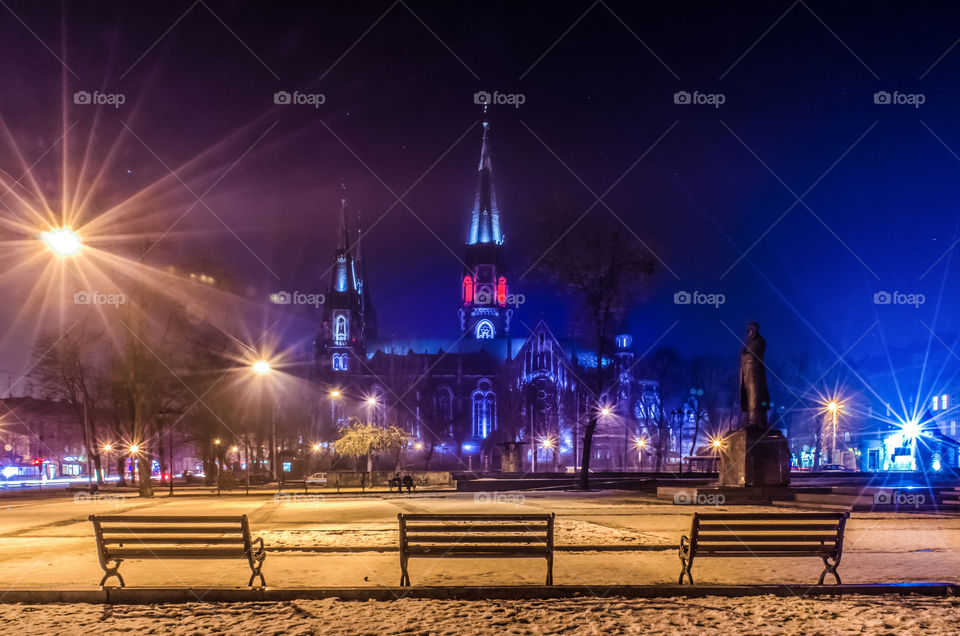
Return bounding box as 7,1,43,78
312,443,321,451
329,390,342,398
231,446,239,453
40,227,82,256
102,443,113,452
213,438,222,445
252,360,271,375
540,437,554,450
129,443,141,455
600,406,612,417
711,438,723,449
366,396,378,406
634,437,648,469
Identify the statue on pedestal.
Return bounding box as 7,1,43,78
739,321,770,433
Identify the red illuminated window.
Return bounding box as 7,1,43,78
497,277,507,305
463,275,474,303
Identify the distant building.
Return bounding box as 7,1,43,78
313,112,659,471
0,397,85,478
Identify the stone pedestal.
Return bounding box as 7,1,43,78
719,428,791,487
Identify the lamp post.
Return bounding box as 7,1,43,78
634,437,647,470
251,360,277,484
101,443,113,479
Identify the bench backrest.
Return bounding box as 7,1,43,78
398,513,555,551
89,515,253,559
689,512,849,558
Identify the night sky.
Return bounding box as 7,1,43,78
2,1,960,392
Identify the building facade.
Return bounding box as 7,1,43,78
313,113,659,472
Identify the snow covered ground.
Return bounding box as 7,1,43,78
2,595,959,635
0,490,958,588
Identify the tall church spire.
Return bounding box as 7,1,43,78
468,106,502,245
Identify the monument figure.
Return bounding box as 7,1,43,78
739,321,769,432
719,321,790,487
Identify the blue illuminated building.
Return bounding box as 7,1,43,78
314,115,657,471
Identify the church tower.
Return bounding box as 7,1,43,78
318,186,370,373
458,108,513,339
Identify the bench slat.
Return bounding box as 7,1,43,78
697,523,839,532
105,548,248,559
404,524,548,533
406,546,549,556
93,516,245,523
695,513,846,521
406,535,547,543
101,536,246,545
400,514,551,521
696,544,836,553
96,526,243,534
696,534,838,543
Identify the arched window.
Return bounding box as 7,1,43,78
332,353,348,371
476,319,495,339
433,386,453,424
497,277,507,305
462,275,474,303
471,380,497,438
334,314,348,344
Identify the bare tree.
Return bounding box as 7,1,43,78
32,322,107,485
533,205,656,488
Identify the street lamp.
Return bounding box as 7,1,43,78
41,227,82,256
252,360,271,375
822,399,844,465
329,390,341,398
634,437,647,469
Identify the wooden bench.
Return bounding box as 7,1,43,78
88,515,266,587
397,513,555,586
678,512,850,585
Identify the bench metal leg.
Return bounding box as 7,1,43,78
546,555,553,585
678,558,693,585
818,557,841,585
248,559,266,587
99,559,125,588
400,557,410,586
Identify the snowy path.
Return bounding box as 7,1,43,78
2,595,959,635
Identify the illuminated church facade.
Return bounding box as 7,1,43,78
314,114,660,471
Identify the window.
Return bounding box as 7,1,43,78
332,353,348,371
497,277,507,305
334,314,348,345
476,319,495,339
933,395,939,411
463,275,473,303
943,394,949,410
433,387,453,424
471,384,496,438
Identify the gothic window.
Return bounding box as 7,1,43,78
497,277,507,305
471,380,496,438
476,319,495,339
334,313,348,345
433,386,453,424
463,276,474,303
332,353,348,371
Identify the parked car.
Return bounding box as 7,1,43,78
820,464,855,472
247,473,274,485
305,472,328,485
